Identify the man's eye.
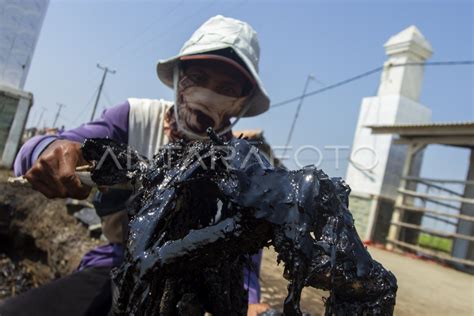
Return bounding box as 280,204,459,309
187,73,206,84
219,86,239,97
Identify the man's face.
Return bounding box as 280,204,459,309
182,59,248,98
175,59,251,136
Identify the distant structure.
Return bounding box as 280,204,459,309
0,0,49,168
346,26,433,242
0,0,49,89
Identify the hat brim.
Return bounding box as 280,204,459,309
157,47,270,117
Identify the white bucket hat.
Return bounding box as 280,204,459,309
156,15,270,117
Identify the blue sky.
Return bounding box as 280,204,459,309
24,0,473,181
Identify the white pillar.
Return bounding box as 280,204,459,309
378,25,433,101
346,26,433,242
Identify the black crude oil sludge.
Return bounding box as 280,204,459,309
82,131,397,316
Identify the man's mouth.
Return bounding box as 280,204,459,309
195,109,215,131
178,105,216,134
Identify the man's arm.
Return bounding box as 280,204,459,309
246,251,270,315
245,251,263,304
14,101,130,198
14,101,130,176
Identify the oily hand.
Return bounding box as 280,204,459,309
25,140,91,199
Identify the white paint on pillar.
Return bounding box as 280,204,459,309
378,25,433,101
346,26,433,241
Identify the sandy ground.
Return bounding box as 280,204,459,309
260,246,474,316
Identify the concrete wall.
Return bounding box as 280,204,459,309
0,0,49,89
0,85,33,168
349,194,373,240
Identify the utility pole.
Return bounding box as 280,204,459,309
91,63,116,121
35,106,47,127
52,103,66,128
282,74,315,158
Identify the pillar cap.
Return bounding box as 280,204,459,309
384,25,433,60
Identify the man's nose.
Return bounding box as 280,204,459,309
202,80,219,93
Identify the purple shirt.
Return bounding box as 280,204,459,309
14,100,262,304
14,101,129,176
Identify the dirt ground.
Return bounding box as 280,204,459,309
0,169,101,298
260,246,474,315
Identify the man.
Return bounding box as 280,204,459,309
2,15,271,316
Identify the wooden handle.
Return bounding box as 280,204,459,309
7,165,94,188
7,164,134,190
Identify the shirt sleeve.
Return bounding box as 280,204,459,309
244,250,263,304
13,101,130,176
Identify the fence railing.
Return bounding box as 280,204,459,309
388,176,474,268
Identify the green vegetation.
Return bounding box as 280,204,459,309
418,233,453,253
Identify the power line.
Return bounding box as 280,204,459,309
73,86,99,125
58,114,74,128
270,60,474,110
80,1,219,108
52,103,66,128
91,64,116,121
103,0,184,63
282,74,315,158
35,106,47,127
271,66,383,109
129,0,220,60
102,85,115,108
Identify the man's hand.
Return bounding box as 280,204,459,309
25,139,91,199
247,303,270,316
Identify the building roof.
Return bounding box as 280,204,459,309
233,129,263,140
367,121,474,133
366,121,474,147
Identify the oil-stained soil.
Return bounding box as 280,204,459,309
0,170,101,301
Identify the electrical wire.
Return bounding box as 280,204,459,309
130,0,248,60
103,0,185,63
102,85,115,108
271,66,383,109
270,60,474,110
128,0,219,60
73,86,100,124
281,75,315,158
